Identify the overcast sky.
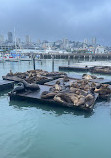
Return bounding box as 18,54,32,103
0,0,111,45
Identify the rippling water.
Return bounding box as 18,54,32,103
0,59,111,158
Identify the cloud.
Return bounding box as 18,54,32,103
0,0,111,45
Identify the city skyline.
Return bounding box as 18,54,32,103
0,31,98,44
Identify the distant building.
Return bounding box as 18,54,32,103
95,45,105,54
26,35,31,45
37,39,41,45
8,32,13,43
0,35,4,43
84,38,88,45
16,38,21,45
63,38,69,49
92,37,96,46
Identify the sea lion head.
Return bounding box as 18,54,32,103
56,80,60,85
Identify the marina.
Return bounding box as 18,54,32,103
1,0,111,157
0,59,111,158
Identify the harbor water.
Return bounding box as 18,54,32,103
0,59,111,158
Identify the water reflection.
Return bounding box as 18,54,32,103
0,90,12,97
9,100,94,118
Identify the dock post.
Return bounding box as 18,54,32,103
78,56,80,62
33,54,36,70
84,55,85,61
68,55,70,66
52,55,54,72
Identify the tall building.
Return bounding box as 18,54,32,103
63,38,69,48
0,35,4,43
26,35,31,45
8,32,13,43
16,38,21,45
92,37,96,46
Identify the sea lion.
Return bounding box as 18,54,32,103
56,80,60,85
54,93,73,104
41,91,56,99
82,74,92,80
25,76,36,83
69,94,79,106
94,84,111,99
70,87,77,92
6,70,13,76
21,80,40,91
27,70,36,73
85,94,94,108
63,76,69,82
11,82,25,94
70,82,79,89
69,93,85,106
54,84,61,91
84,84,90,91
54,95,64,103
95,84,111,94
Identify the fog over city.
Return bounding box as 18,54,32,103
0,0,111,45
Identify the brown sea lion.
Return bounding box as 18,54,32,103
85,94,94,107
63,76,69,82
6,70,13,76
54,84,61,91
41,91,56,99
54,93,73,104
95,84,111,94
94,84,111,99
54,95,64,103
69,93,85,106
82,74,92,80
56,80,60,85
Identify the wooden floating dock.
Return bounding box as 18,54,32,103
9,85,94,112
8,76,109,112
59,66,92,72
0,80,14,91
59,65,111,75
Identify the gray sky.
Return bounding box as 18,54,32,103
0,0,111,45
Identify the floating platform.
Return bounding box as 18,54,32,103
59,66,92,72
9,85,97,112
0,80,14,91
59,65,111,75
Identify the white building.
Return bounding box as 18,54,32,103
95,45,105,54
